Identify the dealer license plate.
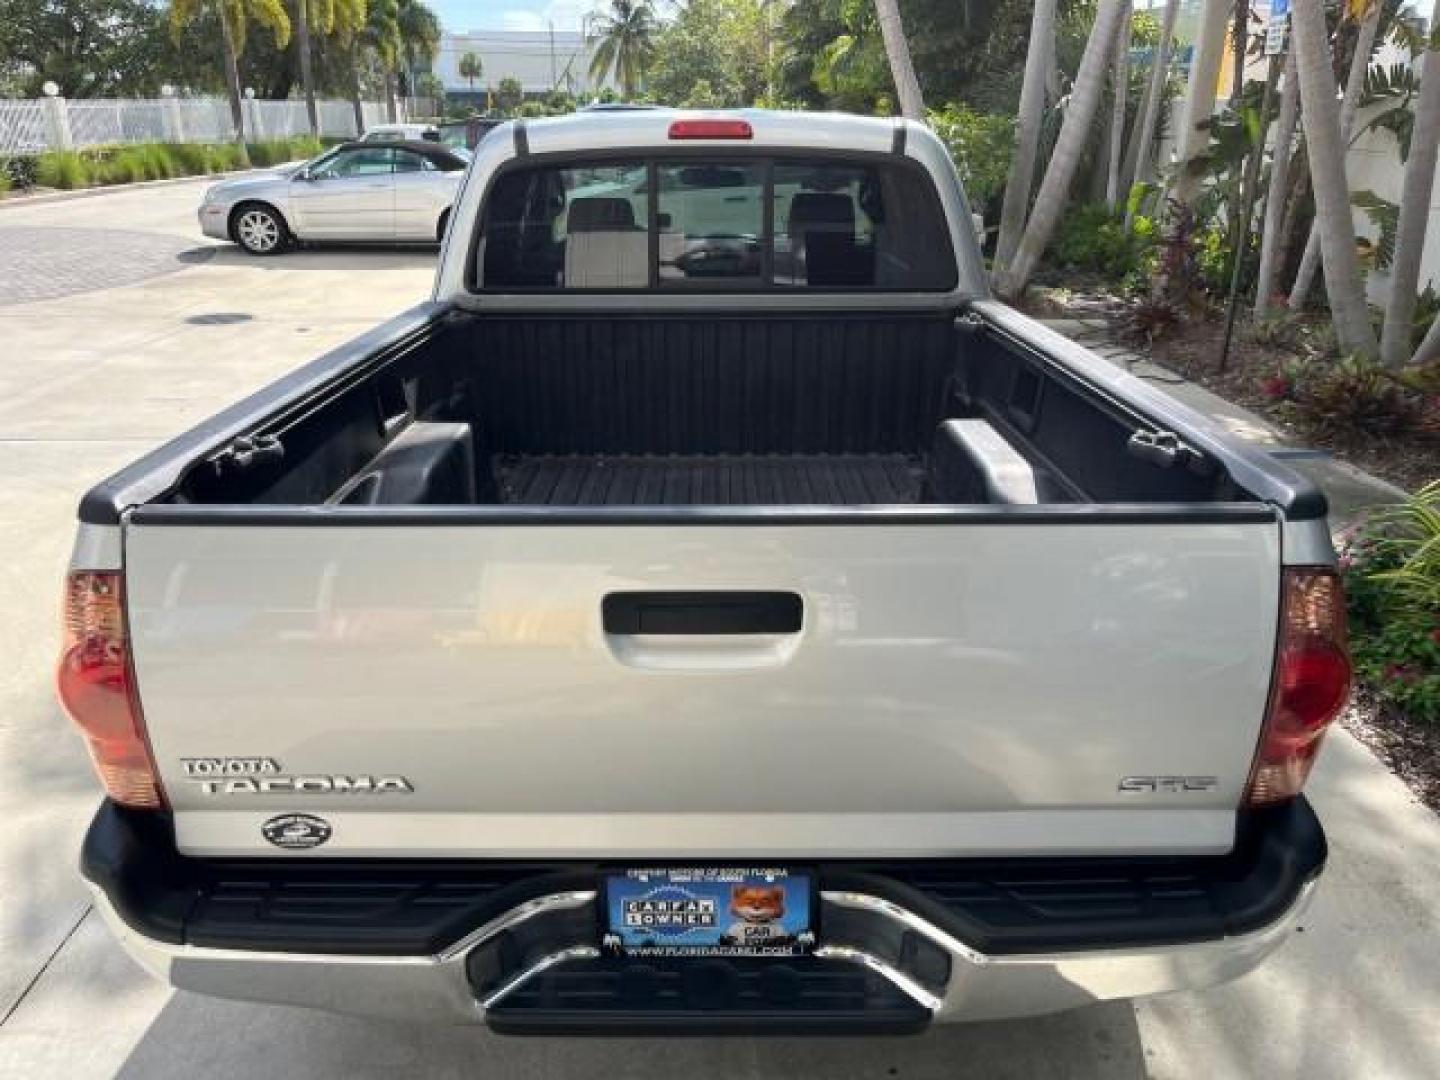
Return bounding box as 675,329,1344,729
602,867,814,958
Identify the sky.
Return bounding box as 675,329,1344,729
427,0,601,33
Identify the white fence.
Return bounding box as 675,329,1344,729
0,96,403,155
0,100,46,153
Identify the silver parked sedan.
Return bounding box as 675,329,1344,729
198,140,470,255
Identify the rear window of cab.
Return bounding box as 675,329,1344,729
474,157,958,292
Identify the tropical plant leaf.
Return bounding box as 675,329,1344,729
1365,482,1440,616
1361,103,1416,162
1352,189,1399,270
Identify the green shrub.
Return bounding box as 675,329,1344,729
102,146,149,184
1248,312,1303,350
204,143,245,172
0,166,10,195
248,139,292,167
1193,225,1235,294
1363,481,1440,616
288,135,323,160
169,142,211,174
1297,319,1341,360
246,136,322,168
1342,482,1440,723
244,140,276,167
928,103,1014,210
1050,203,1153,281
140,143,177,180
4,154,39,188
1285,354,1423,439
35,151,89,189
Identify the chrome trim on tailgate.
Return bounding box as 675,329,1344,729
437,891,596,961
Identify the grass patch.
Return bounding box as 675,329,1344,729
10,135,331,194
35,151,90,189
246,136,325,167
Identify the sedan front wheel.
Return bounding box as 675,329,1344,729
233,205,288,256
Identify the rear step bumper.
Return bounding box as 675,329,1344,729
81,800,1325,1030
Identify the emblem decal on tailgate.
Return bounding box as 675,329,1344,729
181,758,413,795
262,813,332,850
1118,775,1219,793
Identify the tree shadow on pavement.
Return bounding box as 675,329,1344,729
115,994,1145,1080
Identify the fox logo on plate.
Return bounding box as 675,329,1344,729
261,813,333,850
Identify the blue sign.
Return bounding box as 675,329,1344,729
1271,0,1289,15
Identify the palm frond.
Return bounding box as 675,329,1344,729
1352,188,1399,270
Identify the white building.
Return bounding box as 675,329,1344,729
433,30,611,100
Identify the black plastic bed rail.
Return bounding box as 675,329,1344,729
82,798,1324,960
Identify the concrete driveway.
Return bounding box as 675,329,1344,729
1,180,1438,1079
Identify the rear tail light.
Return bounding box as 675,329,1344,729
56,571,164,809
1245,567,1351,807
668,119,754,140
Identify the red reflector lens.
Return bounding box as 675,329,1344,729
56,571,164,809
1246,568,1351,807
668,119,754,140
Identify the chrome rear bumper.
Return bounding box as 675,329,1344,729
89,877,1316,1027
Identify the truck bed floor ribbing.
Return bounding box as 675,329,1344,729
491,453,926,506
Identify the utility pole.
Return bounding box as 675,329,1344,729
549,21,557,91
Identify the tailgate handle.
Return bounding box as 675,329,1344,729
602,592,802,636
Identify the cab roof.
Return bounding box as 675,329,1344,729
510,109,912,159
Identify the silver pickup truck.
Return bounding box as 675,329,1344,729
62,110,1347,1035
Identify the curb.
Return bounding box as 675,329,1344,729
0,167,272,210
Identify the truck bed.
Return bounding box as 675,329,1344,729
158,311,1259,512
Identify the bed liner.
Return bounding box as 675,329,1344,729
492,452,927,506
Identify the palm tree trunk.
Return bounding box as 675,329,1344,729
1277,150,1311,284
995,0,1059,277
1045,31,1061,102
1228,0,1247,110
1106,1,1133,211
296,0,318,136
1089,106,1114,202
873,0,924,119
385,70,398,122
1122,0,1180,226
1219,54,1281,370
1382,49,1440,367
1255,49,1299,318
218,10,250,166
995,0,1127,300
1173,0,1231,207
350,43,366,136
1290,0,1378,357
1289,3,1380,308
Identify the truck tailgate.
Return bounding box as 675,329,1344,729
124,517,1281,858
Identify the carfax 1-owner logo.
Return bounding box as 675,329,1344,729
603,868,814,957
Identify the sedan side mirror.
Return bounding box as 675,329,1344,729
294,169,315,183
